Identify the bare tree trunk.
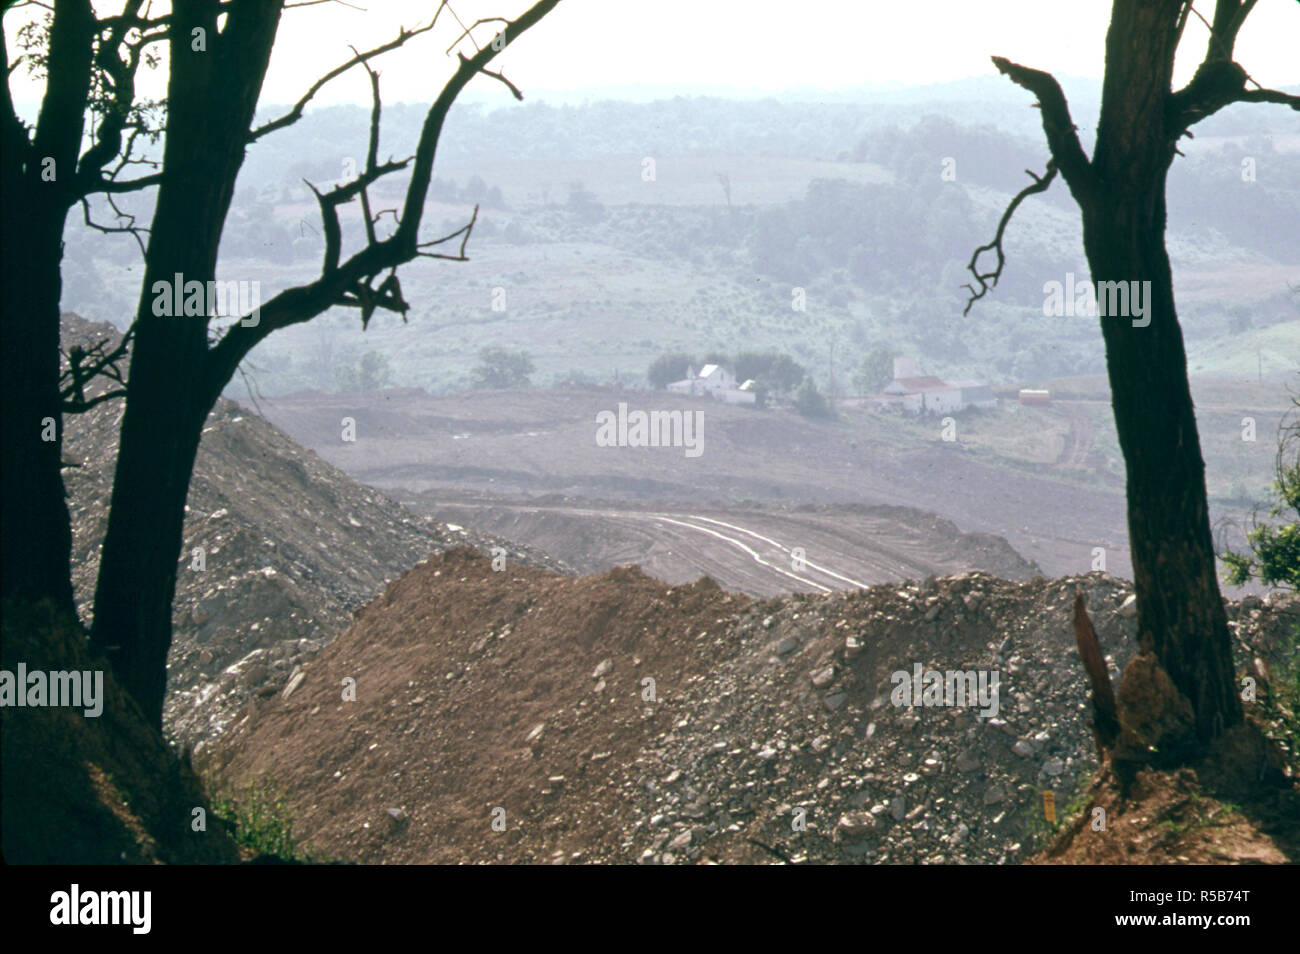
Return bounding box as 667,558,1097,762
1,186,77,615
1085,0,1241,745
87,0,559,727
90,1,281,725
0,3,95,615
1083,187,1241,746
962,0,1290,753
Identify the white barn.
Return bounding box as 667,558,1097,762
876,358,995,414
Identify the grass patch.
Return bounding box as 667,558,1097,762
208,773,319,862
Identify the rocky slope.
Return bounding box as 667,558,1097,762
209,547,1298,864
60,314,569,750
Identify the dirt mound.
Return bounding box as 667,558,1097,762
207,548,748,863
622,572,1140,864
628,583,1296,865
59,314,570,751
208,554,1297,864
1,601,239,864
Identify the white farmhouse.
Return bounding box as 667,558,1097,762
666,364,755,404
697,363,736,394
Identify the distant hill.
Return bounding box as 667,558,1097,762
58,96,1299,399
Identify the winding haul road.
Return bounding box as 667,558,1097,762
646,514,871,592
423,499,1035,598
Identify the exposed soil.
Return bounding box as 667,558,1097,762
207,547,1299,864
206,547,747,863
259,386,1133,581
47,316,1296,865
1035,717,1300,865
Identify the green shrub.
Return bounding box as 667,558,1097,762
209,774,311,861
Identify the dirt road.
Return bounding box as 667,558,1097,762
1056,401,1096,468
417,496,1038,597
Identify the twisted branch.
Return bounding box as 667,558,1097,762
60,328,134,413
962,162,1057,316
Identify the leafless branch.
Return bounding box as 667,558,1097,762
285,0,366,9
300,60,412,272
990,57,1093,201
417,204,479,261
80,194,148,256
473,58,524,100
248,10,444,144
83,170,164,194
204,0,561,404
76,0,154,191
95,2,235,32
60,328,134,413
1188,0,1258,66
1167,1,1299,134
357,49,382,247
338,268,409,328
962,163,1057,316
1235,87,1300,109
445,16,509,55
235,362,269,418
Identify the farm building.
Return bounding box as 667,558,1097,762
667,364,756,404
717,378,759,405
875,358,997,414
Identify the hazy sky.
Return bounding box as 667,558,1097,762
7,0,1300,110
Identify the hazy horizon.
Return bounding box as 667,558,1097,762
8,0,1300,115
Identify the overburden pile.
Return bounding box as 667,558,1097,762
209,547,1298,864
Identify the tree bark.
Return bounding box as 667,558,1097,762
90,1,282,726
1,2,95,615
1082,190,1241,746
976,0,1271,751
88,0,560,727
1,158,78,615
1082,0,1240,745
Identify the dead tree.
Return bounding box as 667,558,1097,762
5,0,562,728
964,0,1298,752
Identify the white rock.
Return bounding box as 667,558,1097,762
838,811,877,836
810,665,836,688
281,667,305,700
